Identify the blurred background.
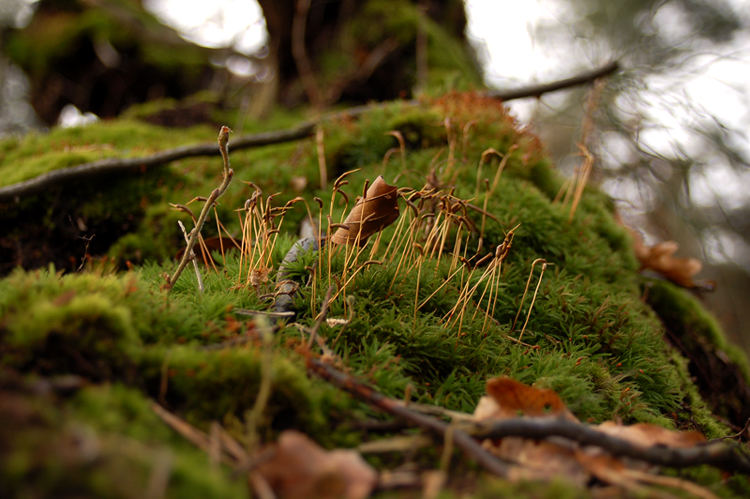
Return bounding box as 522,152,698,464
1,0,748,351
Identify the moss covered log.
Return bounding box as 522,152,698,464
1,93,749,496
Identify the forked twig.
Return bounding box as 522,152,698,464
168,127,234,289
308,358,510,477
177,220,204,293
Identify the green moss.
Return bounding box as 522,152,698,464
2,94,748,496
646,279,750,381
0,119,211,187
0,381,248,498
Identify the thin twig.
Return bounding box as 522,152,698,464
471,417,750,475
177,220,204,293
308,286,334,349
307,358,510,477
168,126,234,289
487,60,620,101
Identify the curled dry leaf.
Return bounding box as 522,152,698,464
331,176,400,245
255,430,377,499
624,221,711,289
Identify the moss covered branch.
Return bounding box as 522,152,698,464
0,62,619,203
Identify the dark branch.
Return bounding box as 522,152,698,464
0,123,316,203
0,62,620,203
489,60,620,101
473,417,750,475
307,358,510,477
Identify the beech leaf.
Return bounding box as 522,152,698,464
475,376,577,421
624,222,710,289
255,430,377,499
331,176,400,245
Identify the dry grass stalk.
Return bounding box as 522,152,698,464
514,258,549,342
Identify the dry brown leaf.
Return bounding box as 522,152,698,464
255,430,377,499
497,438,590,486
331,176,400,245
475,376,577,421
473,377,711,496
595,421,705,448
625,223,709,289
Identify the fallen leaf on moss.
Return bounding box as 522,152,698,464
331,176,399,245
474,376,577,421
474,377,714,496
255,430,377,499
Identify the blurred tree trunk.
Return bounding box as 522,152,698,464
257,0,477,106
3,0,224,125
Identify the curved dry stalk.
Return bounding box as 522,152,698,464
516,259,549,342
177,220,204,293
168,126,234,289
512,257,545,331
383,130,407,179
475,148,501,196
568,143,594,222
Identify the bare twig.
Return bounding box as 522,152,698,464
471,417,750,475
307,358,510,477
151,401,212,454
168,126,234,289
488,60,620,101
308,286,334,349
177,220,204,293
0,124,311,202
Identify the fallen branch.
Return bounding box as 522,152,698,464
307,358,510,477
488,60,620,101
0,61,620,203
0,124,312,202
472,417,750,475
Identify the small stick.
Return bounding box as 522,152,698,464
472,417,750,475
168,126,234,289
309,286,334,349
177,220,204,293
308,358,510,477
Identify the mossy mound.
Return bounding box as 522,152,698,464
1,94,748,496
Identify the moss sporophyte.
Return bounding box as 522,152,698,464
1,94,748,496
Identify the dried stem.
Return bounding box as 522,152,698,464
472,417,750,475
168,126,234,289
308,358,510,477
177,220,204,293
